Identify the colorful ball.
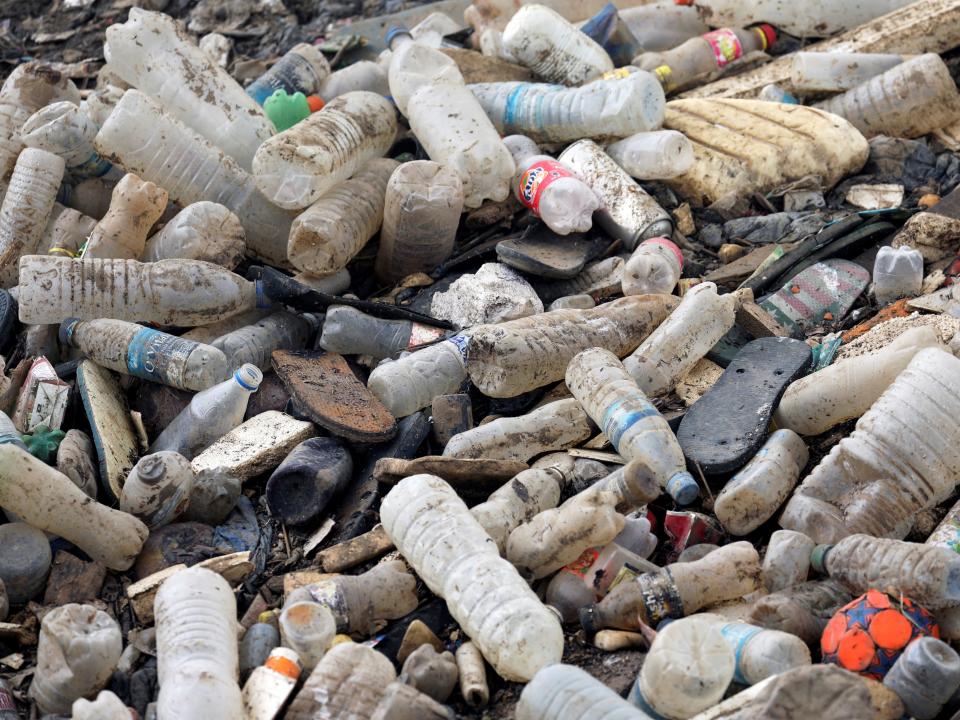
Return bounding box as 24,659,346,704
821,589,940,680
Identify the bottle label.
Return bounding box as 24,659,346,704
516,160,574,215
563,546,601,578
606,562,642,595
502,83,562,131
127,327,199,389
719,622,762,685
654,65,674,90
641,237,685,272
408,323,447,350
306,582,350,631
70,152,113,179
600,397,659,450
703,29,744,68
637,568,684,625
447,334,470,362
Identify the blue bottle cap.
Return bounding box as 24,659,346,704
58,318,80,347
385,25,412,48
666,471,699,506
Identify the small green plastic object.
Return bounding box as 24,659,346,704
265,89,311,132
21,425,65,464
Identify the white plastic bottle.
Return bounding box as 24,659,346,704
20,101,121,181
368,335,469,417
700,614,812,685
82,173,169,260
120,452,195,529
380,474,564,682
211,310,318,370
873,245,923,304
318,61,390,101
503,5,613,85
762,529,815,593
619,4,709,52
623,282,737,396
72,691,132,720
410,11,462,46
517,664,652,720
143,201,246,268
622,237,683,295
566,347,698,505
278,601,336,671
242,647,303,720
606,131,695,180
154,566,243,720
104,8,274,171
149,364,263,459
790,52,905,92
883,636,960,720
503,134,599,235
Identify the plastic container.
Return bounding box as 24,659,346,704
246,43,331,106
288,157,399,276
558,139,672,249
747,579,852,646
0,522,51,603
619,4,709,52
882,636,960,720
566,347,697,505
155,566,242,720
149,364,263,459
120,452,195,529
211,310,317,370
104,8,274,171
319,305,447,359
82,172,169,259
410,11,462,46
762,529,815,593
873,245,924,304
30,604,122,715
318,61,390,101
623,282,737,396
72,690,131,720
60,318,229,391
381,474,564,681
714,430,808,536
368,335,469,418
376,160,464,284
606,131,694,181
143,201,246,268
789,52,905,92
265,437,353,526
240,623,280,680
815,54,960,139
278,601,336,671
242,647,303,720
622,237,683,295
517,663,647,720
93,89,293,267
17,255,264,327
773,325,942,436
701,615,812,685
0,148,65,287
20,101,120,181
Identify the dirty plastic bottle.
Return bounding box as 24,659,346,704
246,43,331,106
701,614,812,685
789,52,905,93
548,294,595,310
288,157,399,276
242,647,303,720
590,459,665,514
759,83,798,103
623,282,737,396
580,541,762,632
30,604,122,715
60,318,229,391
120,452,195,529
883,636,960,720
747,579,852,646
381,474,564,682
873,245,924,304
93,89,292,267
241,623,281,681
0,522,51,603
503,5,613,85
619,4,709,52
368,334,469,417
410,11,462,46
622,237,683,296
816,54,960,139
399,644,458,702
278,601,336,671
714,430,808,536
81,173,169,260
318,61,390,101
558,139,672,249
503,135,600,235
104,8,274,171
0,411,25,450
376,160,464,284
518,663,651,720
143,202,246,269
20,101,120,181
773,326,942,436
252,92,397,210
211,310,318,370
606,130,695,181
17,255,266,327
0,147,65,287
155,566,242,720
762,529,815,593
42,202,97,256
566,347,698,505
319,305,447,358
535,255,625,303
149,364,263,459
72,690,131,720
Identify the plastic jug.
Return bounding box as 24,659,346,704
606,130,694,181
700,614,812,685
211,310,317,370
789,52,905,92
241,647,303,720
517,663,651,720
873,245,924,304
278,601,336,671
622,237,683,295
246,43,331,105
318,305,447,359
762,529,815,593
20,100,120,181
882,636,960,720
367,335,469,417
143,201,246,268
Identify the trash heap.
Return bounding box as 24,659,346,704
4,0,960,717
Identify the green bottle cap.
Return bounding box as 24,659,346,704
264,89,311,132
22,425,66,465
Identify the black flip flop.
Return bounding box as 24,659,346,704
496,229,608,279
0,289,16,352
677,337,811,474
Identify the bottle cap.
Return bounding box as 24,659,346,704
58,318,80,347
666,471,699,506
264,89,311,132
306,95,324,112
384,26,412,49
674,0,695,4
754,24,777,50
235,364,264,392
810,544,833,574
579,605,600,635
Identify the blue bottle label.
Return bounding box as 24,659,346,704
600,397,659,450
127,327,198,389
720,622,763,685
70,152,113,180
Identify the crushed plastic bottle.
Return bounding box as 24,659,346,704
368,335,469,418
285,641,395,718
143,202,246,268
20,100,120,181
211,310,318,370
748,578,852,646
882,636,960,720
120,451,194,529
873,245,924,304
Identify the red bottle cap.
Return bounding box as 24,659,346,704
675,0,695,4
306,95,325,112
755,23,777,50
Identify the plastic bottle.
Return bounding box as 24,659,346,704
518,663,651,720
240,624,280,680
590,459,665,514
773,326,942,437
815,54,960,139
211,310,317,370
606,131,695,181
747,579,852,646
0,522,51,603
0,679,14,720
381,474,564,681
883,636,960,720
288,157,399,276
700,614,812,685
622,237,683,295
623,282,737,396
399,644,458,702
20,101,120,181
92,89,293,267
319,305,448,358
17,255,265,326
558,139,672,249
29,604,122,715
143,202,246,268
759,83,798,103
318,61,390,101
567,347,698,505
246,43,331,105
252,92,396,210
149,364,263,459
120,452,195,529
155,566,242,720
580,541,762,632
104,8,274,171
714,430,808,536
42,202,97,256
410,11,462,46
873,245,924,304
376,160,464,284
72,690,132,720
503,5,613,85
0,410,26,450
60,318,229,391
762,529,815,593
619,4,709,52
789,52,905,93
278,601,336,671
0,446,147,570
549,294,595,310
780,348,960,544
0,147,65,287
241,647,303,720
368,335,469,418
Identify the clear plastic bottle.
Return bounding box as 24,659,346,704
72,690,132,720
0,523,51,604
606,131,695,181
288,157,399,276
410,11,462,47
30,604,122,715
0,147,64,287
60,317,225,391
242,647,303,720
517,663,652,720
747,579,851,646
252,92,397,210
149,364,263,459
368,335,469,418
622,237,683,295
278,601,336,672
815,54,960,139
790,52,905,92
211,310,318,370
700,614,812,686
762,529,815,593
623,282,737,396
17,255,264,327
20,101,120,181
120,451,195,529
714,430,808,536
143,202,246,269
380,474,564,681
245,43,331,106
318,61,390,101
758,83,798,103
155,566,243,720
0,410,26,450
558,139,672,249
883,636,960,720
93,89,293,267
81,173,169,259
318,305,447,359
42,203,97,256
376,160,464,284
566,347,698,505
873,245,924,304
503,5,613,85
104,8,274,171
534,255,624,304
619,4,709,52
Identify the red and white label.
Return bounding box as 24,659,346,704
702,28,744,68
641,237,685,271
516,159,573,214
